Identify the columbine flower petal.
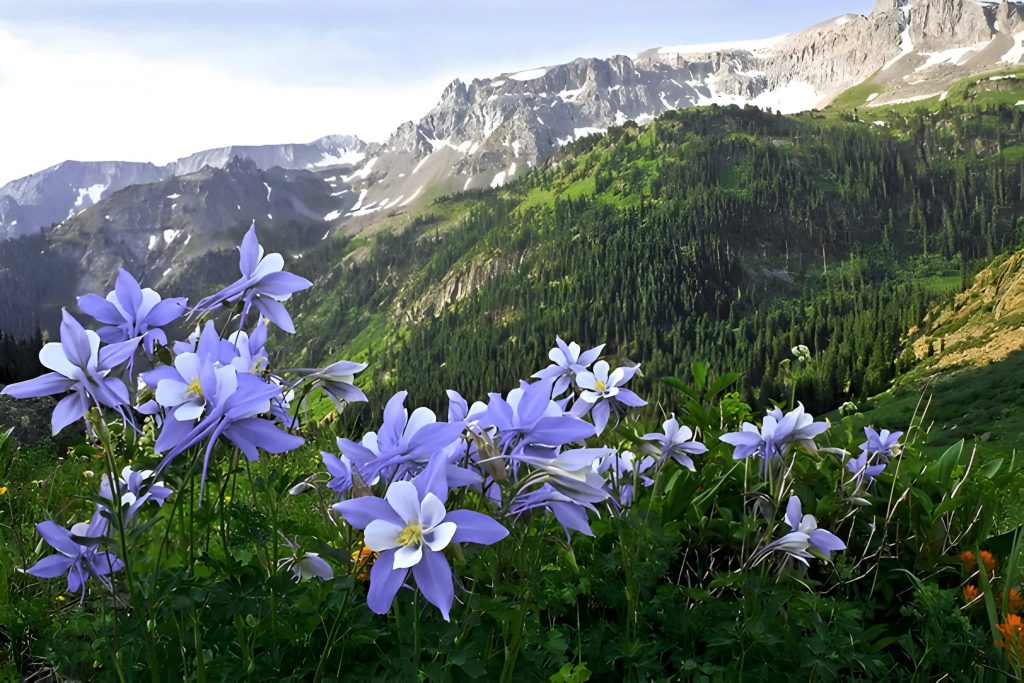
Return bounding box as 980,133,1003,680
364,520,403,552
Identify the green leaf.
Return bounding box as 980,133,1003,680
869,636,901,653
978,457,1004,480
705,372,742,402
931,495,967,518
691,362,708,391
936,439,964,488
662,376,700,400
910,488,934,516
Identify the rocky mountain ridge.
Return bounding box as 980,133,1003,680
335,0,1024,223
0,135,372,240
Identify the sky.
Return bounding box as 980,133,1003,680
0,0,873,186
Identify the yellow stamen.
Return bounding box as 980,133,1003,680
187,377,203,397
396,523,423,547
594,379,606,391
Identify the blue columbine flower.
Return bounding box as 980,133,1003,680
2,309,138,434
332,461,508,620
595,450,657,507
192,222,312,333
77,268,187,357
227,322,270,375
508,483,601,537
532,337,604,397
279,550,334,582
156,368,303,496
571,360,647,434
478,379,595,458
766,404,830,452
754,496,846,567
512,447,611,517
336,391,466,484
720,405,829,467
98,466,173,521
642,414,707,471
845,451,887,493
25,512,124,599
141,327,303,495
291,359,368,411
859,427,903,464
322,446,355,497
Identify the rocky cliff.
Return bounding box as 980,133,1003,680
338,0,1024,223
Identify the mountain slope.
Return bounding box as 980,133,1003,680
339,0,1024,224
0,160,166,240
0,135,372,240
0,157,354,336
851,246,1024,458
168,134,373,176
286,98,1024,415
907,249,1024,380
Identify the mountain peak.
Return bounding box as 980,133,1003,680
872,0,907,15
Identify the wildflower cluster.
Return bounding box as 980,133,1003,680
7,227,927,634
6,223,359,598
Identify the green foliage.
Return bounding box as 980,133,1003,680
283,102,1024,422
2,360,1020,680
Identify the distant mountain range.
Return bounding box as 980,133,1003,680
0,135,372,240
1,0,1023,339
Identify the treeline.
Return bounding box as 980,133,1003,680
0,233,81,338
0,328,45,385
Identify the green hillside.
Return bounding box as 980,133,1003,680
831,66,1024,113
852,247,1024,460
286,100,1024,419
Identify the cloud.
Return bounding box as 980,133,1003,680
0,24,448,185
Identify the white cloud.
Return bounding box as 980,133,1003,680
0,24,447,184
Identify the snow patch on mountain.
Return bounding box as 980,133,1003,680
74,183,107,208
1005,33,1024,63
656,34,787,56
508,67,550,81
918,44,984,70
751,81,822,113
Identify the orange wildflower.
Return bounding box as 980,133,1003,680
963,584,980,602
1005,588,1024,614
981,551,998,573
960,550,977,569
351,545,376,581
996,614,1024,668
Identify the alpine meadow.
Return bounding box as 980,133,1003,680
7,1,1024,680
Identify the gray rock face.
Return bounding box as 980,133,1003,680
996,0,1024,32
0,135,372,241
764,12,905,93
0,160,166,240
909,0,995,51
47,156,355,297
0,393,81,451
340,0,1024,222
170,134,373,176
